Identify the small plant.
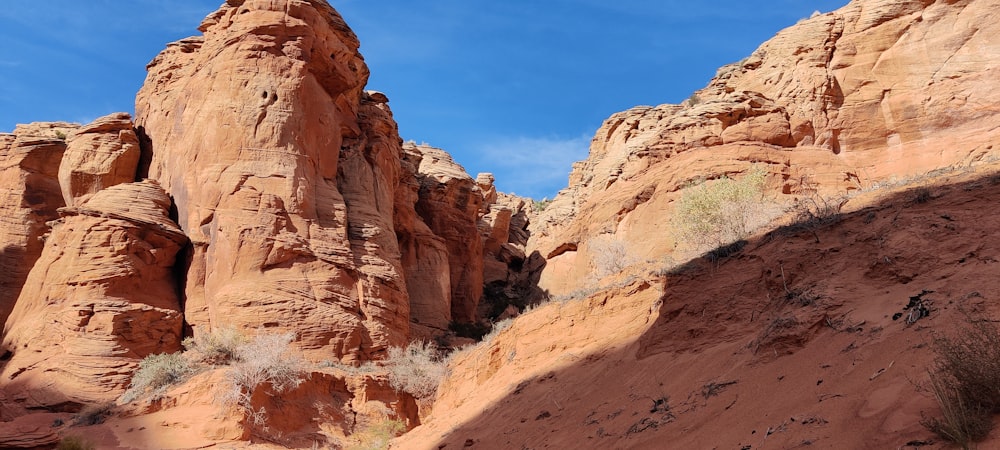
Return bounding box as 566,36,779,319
183,326,248,365
383,341,447,400
56,436,95,450
532,197,552,213
346,417,406,450
913,186,933,204
54,130,67,140
120,352,192,403
591,235,636,277
921,318,1000,447
687,93,702,106
221,332,306,427
674,167,769,249
73,403,114,426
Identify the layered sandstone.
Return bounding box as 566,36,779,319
0,123,75,327
58,112,140,207
532,0,1000,297
405,143,485,324
0,180,187,410
135,0,413,361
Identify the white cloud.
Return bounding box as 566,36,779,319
472,133,592,199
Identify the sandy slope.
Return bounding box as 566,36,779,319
397,162,1000,449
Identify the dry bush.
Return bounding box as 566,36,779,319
345,417,406,450
56,436,95,450
674,167,771,249
120,352,193,403
182,326,248,365
73,403,114,426
590,236,636,277
383,341,447,400
221,332,307,427
922,319,1000,447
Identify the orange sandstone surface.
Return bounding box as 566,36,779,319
1,0,999,448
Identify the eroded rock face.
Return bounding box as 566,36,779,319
405,143,484,324
532,0,1000,296
136,0,411,361
58,112,140,207
0,180,187,410
0,122,76,328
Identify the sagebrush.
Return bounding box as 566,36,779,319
221,332,306,427
922,319,1000,448
183,326,248,365
673,167,770,248
120,352,192,403
383,342,447,400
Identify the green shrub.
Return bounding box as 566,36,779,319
674,167,768,248
346,418,406,450
120,352,192,403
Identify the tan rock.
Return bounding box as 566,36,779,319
531,0,1000,297
135,0,412,361
0,122,76,327
0,180,187,409
58,112,140,206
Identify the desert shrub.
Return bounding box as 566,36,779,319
73,403,114,426
120,352,192,403
922,319,1000,447
182,326,248,365
674,167,768,249
532,198,552,213
384,342,447,400
346,417,406,450
590,235,636,277
221,332,306,426
56,436,95,450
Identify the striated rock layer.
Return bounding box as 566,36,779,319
136,0,414,362
532,0,1000,297
0,180,187,411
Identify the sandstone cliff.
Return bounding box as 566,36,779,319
0,123,76,326
532,0,1000,297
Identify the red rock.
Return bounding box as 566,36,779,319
0,122,75,327
0,180,187,409
406,143,485,324
135,0,413,361
58,112,141,207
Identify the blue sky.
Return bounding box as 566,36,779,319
0,1,847,199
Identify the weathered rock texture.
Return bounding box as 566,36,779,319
405,143,484,324
0,123,75,327
0,180,186,410
532,0,1000,297
58,112,141,207
135,0,415,361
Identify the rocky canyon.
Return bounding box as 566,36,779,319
1,0,999,448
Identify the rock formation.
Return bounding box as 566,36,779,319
0,180,187,410
531,0,1000,297
135,0,417,362
0,123,75,327
405,143,485,324
58,112,141,207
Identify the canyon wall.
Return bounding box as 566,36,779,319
531,0,1000,297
